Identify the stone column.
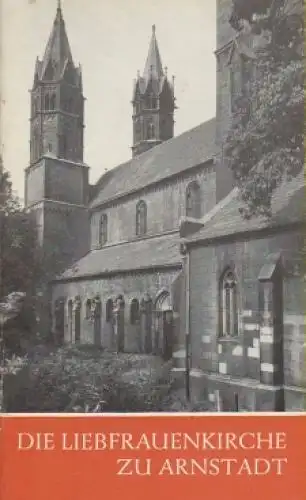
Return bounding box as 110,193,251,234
72,297,81,344
91,297,101,346
54,298,65,345
140,293,152,354
113,296,125,353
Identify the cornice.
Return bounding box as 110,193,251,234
51,262,182,284
184,221,304,250
26,198,88,213
90,158,214,212
25,155,89,172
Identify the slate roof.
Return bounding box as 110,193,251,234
186,173,305,244
90,118,216,208
34,3,82,87
143,25,164,83
55,232,182,281
132,26,174,100
40,5,73,79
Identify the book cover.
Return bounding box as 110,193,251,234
0,0,305,499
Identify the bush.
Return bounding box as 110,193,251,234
6,345,173,413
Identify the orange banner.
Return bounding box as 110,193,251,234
0,414,305,500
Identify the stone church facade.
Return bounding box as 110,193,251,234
25,1,305,411
178,0,305,412
25,3,220,364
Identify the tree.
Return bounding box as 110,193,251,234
0,159,41,299
0,156,20,214
224,0,303,218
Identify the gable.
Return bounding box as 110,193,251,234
61,60,76,84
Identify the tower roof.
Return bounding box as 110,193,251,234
143,25,164,82
39,1,74,80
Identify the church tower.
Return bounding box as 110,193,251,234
30,1,84,165
25,1,89,277
132,25,176,157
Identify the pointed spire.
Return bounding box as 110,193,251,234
56,0,63,21
172,75,175,95
143,24,163,82
40,1,74,80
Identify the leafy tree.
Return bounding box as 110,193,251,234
0,156,20,214
0,159,41,299
224,0,303,218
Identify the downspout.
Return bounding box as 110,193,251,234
185,249,190,402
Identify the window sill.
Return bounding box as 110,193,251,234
218,336,240,344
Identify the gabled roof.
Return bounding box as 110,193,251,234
90,118,216,209
39,3,74,81
54,233,182,281
185,173,305,245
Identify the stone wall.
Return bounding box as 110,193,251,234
215,0,235,203
43,201,90,270
90,165,216,248
188,227,305,411
51,267,182,354
25,156,89,208
24,161,46,207
44,157,88,205
217,0,236,51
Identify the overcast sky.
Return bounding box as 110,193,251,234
1,0,216,200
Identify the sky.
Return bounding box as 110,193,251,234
1,0,217,200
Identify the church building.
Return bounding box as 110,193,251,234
25,2,220,366
24,1,305,412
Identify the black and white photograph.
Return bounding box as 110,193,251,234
0,0,304,414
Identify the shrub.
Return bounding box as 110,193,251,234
6,345,173,413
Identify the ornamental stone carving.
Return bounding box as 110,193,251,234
90,296,101,319
72,296,81,311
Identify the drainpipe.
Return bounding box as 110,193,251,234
185,249,191,402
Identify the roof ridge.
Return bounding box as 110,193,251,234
93,117,216,191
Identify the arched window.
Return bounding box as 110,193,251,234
229,54,253,113
67,299,73,342
106,299,113,323
134,118,141,142
186,181,201,218
219,268,239,337
32,132,40,161
85,299,91,319
50,93,56,110
145,96,152,109
136,200,147,236
147,122,155,139
130,299,140,325
135,101,141,114
99,214,108,247
44,94,50,110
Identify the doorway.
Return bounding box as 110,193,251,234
154,291,173,360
